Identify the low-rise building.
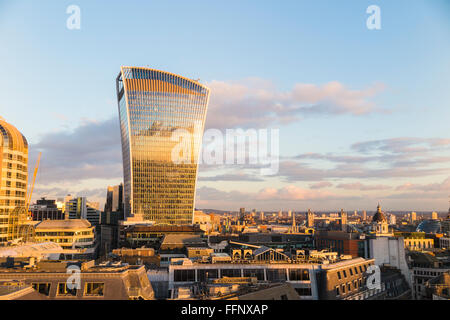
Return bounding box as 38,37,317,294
0,259,154,300
315,231,365,257
34,219,97,259
30,198,64,221
424,271,450,300
408,250,450,299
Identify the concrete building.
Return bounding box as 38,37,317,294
0,259,154,300
193,210,212,233
424,271,450,300
408,250,450,299
365,236,412,288
440,237,450,250
34,219,98,259
30,198,64,221
167,255,384,300
317,258,389,300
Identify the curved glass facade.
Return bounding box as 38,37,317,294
416,220,442,234
116,67,210,225
0,119,28,243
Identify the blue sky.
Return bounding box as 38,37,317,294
0,0,449,211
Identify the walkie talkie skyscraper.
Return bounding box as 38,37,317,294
116,67,210,225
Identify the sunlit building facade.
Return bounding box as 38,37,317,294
116,67,210,225
0,118,28,244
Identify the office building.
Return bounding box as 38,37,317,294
104,184,123,215
0,260,154,300
0,118,28,244
431,211,438,220
66,197,101,226
34,219,97,259
408,251,450,299
30,198,64,221
411,212,417,224
116,67,210,225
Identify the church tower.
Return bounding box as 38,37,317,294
372,203,391,236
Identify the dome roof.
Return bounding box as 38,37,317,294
0,118,28,152
372,204,387,223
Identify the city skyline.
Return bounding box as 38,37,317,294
0,1,449,211
2,0,450,306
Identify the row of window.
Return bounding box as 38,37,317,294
32,282,104,297
337,264,369,280
414,270,443,277
336,278,364,296
2,153,27,161
36,231,93,236
0,200,26,206
173,268,311,282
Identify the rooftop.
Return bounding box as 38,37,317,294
35,219,92,230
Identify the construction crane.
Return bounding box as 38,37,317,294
26,152,41,218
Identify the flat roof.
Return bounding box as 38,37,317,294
36,219,92,230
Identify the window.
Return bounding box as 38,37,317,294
57,283,77,296
280,294,288,300
336,286,340,296
337,271,342,280
243,269,265,280
221,269,241,278
347,283,351,291
354,267,359,274
174,269,195,282
359,266,363,273
343,270,347,278
267,269,287,281
197,269,219,282
289,269,309,281
84,283,104,296
295,287,312,296
32,283,51,296
349,268,353,276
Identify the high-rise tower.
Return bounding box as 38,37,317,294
0,118,28,243
116,67,210,225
